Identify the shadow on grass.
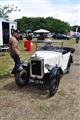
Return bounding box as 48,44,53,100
3,80,50,99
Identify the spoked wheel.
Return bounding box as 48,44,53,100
15,69,29,87
49,77,60,96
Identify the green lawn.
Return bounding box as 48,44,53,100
0,38,76,78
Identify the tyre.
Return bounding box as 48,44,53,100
49,77,60,96
15,69,29,87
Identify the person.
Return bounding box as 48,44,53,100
76,32,80,44
26,32,32,40
40,39,52,50
76,36,80,43
37,33,44,40
11,25,14,35
9,29,22,74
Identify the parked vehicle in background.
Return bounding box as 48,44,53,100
52,33,70,40
30,33,39,38
47,33,52,38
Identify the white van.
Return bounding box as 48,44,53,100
0,18,17,46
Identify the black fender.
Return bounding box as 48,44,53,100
11,65,23,74
67,55,73,70
64,55,73,74
69,55,73,63
12,61,30,75
21,61,30,76
22,61,30,69
62,47,75,53
50,66,63,79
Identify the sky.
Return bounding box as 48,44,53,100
0,0,80,26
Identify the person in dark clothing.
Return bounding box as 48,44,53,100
37,33,44,40
26,32,32,40
11,25,14,35
9,29,22,74
76,36,80,43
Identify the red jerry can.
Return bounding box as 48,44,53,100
24,40,33,51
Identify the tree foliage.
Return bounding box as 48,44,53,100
0,4,20,19
71,25,80,32
16,17,71,34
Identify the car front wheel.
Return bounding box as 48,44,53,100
15,69,29,87
49,77,60,96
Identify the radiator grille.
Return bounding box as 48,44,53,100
31,60,41,75
30,57,44,79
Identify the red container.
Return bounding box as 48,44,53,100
24,40,33,51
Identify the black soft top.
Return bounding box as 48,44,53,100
39,46,75,54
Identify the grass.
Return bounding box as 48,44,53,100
0,38,76,78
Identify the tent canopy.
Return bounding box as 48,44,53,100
34,29,50,33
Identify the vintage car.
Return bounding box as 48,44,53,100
14,40,75,96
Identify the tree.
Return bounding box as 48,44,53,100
71,25,80,32
16,17,71,34
0,4,20,19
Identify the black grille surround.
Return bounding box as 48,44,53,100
31,60,41,75
30,57,44,79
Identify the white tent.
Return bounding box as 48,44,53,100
34,29,50,33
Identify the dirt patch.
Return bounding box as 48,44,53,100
0,44,80,120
